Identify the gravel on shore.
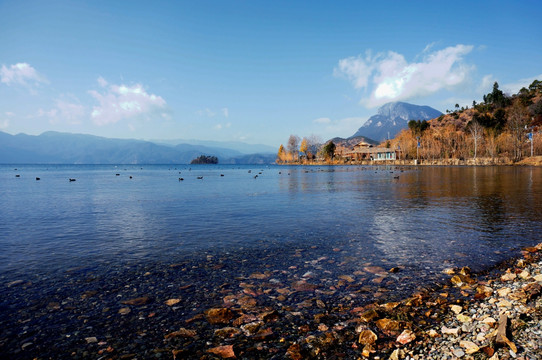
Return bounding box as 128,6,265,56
362,242,542,360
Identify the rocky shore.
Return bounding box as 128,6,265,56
356,242,542,360
1,243,541,359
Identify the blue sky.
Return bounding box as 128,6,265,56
1,0,541,146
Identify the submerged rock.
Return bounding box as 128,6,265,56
205,308,235,325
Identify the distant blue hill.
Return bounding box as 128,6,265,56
0,131,276,164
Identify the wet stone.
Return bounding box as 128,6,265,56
205,308,234,325
121,296,151,306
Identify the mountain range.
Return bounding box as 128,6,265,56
0,131,276,164
350,102,442,141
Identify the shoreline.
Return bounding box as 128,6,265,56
350,243,542,360
279,155,542,167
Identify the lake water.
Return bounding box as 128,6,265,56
1,165,541,279
1,164,542,357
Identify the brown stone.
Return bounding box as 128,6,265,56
164,328,197,339
495,314,517,353
260,310,280,322
362,344,375,357
286,344,304,360
121,296,151,306
376,318,400,332
205,308,234,325
249,272,268,279
214,327,241,338
253,327,273,340
360,309,379,322
523,282,541,301
363,266,386,275
207,345,236,358
380,302,399,311
118,307,131,315
358,329,377,345
164,298,181,306
240,321,263,336
396,329,416,345
481,346,495,356
338,275,355,283
292,280,318,291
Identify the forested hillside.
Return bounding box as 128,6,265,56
389,80,542,162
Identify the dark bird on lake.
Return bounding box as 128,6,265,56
179,178,184,181
15,174,20,177
36,177,40,181
220,174,224,177
69,178,76,182
197,176,203,180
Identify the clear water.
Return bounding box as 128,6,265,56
1,164,541,288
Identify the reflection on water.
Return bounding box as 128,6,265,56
1,165,541,281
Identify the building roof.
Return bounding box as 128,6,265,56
348,147,396,155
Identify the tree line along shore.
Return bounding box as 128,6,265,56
278,80,542,166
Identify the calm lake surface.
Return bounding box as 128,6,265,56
1,164,542,358
1,165,541,279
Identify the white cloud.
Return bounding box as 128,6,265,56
37,95,86,125
54,98,85,124
0,63,47,87
97,76,108,87
89,78,166,125
196,108,216,117
313,116,366,137
197,107,230,118
313,117,331,124
214,122,231,130
478,74,496,94
502,74,542,95
0,119,8,129
335,44,475,108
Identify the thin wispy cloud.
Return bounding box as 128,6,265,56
221,107,229,118
214,122,231,130
502,74,542,95
313,116,366,136
0,62,48,89
0,112,13,130
335,44,475,108
38,96,86,125
89,78,167,126
197,107,230,118
478,74,496,94
196,108,216,117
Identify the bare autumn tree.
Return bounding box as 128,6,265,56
466,119,484,159
287,135,300,161
305,134,322,160
507,101,530,161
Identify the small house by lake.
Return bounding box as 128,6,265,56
346,142,397,161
